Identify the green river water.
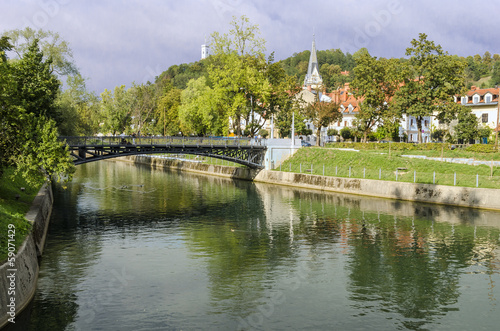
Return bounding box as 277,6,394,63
6,160,500,330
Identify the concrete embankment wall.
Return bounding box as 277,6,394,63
0,183,53,328
123,155,500,211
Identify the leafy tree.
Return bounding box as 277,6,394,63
394,33,466,143
302,91,341,146
3,27,78,76
454,107,479,143
207,15,270,136
155,82,182,136
351,52,399,142
178,77,214,135
56,74,100,135
327,128,338,137
100,85,132,135
13,39,60,121
0,36,74,184
340,127,353,141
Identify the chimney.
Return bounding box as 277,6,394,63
471,86,477,91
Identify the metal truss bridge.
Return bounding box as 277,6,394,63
60,136,267,169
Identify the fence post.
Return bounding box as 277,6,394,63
311,164,313,174
323,164,325,176
454,172,456,186
396,169,398,181
300,163,302,173
363,168,366,178
379,168,381,180
290,163,291,172
336,166,338,176
414,171,416,183
433,172,435,184
349,167,351,178
280,164,282,172
476,174,479,187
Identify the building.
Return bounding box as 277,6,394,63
457,86,500,133
201,43,209,60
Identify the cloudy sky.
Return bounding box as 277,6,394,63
2,0,499,93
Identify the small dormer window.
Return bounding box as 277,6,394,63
461,96,467,104
348,104,353,112
473,95,480,104
485,94,492,103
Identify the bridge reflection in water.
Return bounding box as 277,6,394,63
59,136,267,169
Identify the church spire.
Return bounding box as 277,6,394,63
303,35,323,89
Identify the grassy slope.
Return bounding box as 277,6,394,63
279,147,500,188
0,168,44,262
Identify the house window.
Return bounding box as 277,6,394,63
473,95,480,104
461,96,467,104
482,113,488,123
410,119,414,126
485,94,492,103
348,104,353,112
344,121,347,127
424,120,428,127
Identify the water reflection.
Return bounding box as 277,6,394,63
10,161,500,331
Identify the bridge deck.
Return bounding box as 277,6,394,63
60,136,267,169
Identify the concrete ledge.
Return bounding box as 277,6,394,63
123,155,500,211
0,183,53,328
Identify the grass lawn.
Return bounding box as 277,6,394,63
278,147,500,189
0,168,44,263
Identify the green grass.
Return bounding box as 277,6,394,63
0,168,44,262
278,147,500,188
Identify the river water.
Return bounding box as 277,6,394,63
7,160,500,330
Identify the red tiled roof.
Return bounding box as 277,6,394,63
458,86,500,105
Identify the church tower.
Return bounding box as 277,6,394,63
303,36,323,90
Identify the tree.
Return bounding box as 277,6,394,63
0,36,74,184
340,127,353,141
100,85,132,135
351,52,400,142
207,15,270,137
303,91,341,146
155,82,182,136
3,27,78,76
394,33,466,143
13,39,60,121
178,77,214,135
56,74,100,135
454,107,479,143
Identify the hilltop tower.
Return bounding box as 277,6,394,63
303,35,323,90
201,38,209,60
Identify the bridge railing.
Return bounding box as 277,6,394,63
59,136,267,147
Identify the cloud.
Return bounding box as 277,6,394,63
1,0,499,94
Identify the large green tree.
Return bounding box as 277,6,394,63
56,74,100,135
3,27,78,77
208,15,270,136
100,85,132,135
0,37,74,184
351,52,400,142
394,33,466,143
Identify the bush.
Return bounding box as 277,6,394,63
327,129,338,137
259,129,269,138
466,144,498,153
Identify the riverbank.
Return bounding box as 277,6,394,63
0,183,53,328
120,155,500,211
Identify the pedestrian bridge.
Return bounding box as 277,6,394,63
59,136,267,169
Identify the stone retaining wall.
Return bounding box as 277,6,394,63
0,183,53,328
124,155,500,211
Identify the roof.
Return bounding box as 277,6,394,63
458,86,500,105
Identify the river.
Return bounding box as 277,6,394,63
6,160,500,330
